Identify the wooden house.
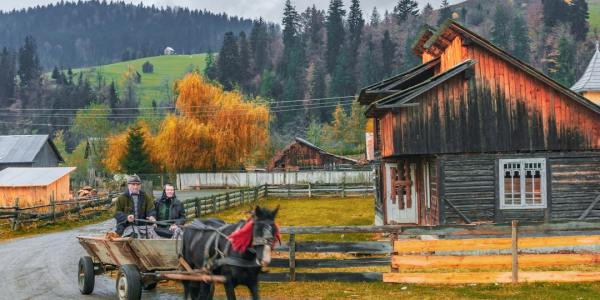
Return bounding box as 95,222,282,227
572,42,600,105
357,20,600,226
0,167,76,207
268,137,358,171
0,135,64,171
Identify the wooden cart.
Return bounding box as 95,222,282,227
77,235,224,300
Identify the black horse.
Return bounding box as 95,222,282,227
181,206,279,300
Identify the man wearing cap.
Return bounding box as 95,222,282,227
114,175,156,236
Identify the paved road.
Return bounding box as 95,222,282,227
0,220,182,300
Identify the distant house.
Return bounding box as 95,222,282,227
571,41,600,105
0,135,64,171
268,137,358,171
164,47,175,55
0,167,76,207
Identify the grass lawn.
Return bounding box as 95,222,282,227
73,53,207,107
590,0,600,32
182,196,600,299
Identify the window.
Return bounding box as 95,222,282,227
499,158,546,209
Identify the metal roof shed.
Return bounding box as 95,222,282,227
0,167,76,208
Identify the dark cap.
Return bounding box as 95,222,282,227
127,174,141,184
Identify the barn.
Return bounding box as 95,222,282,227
0,167,76,208
358,20,600,226
268,137,358,171
0,135,64,171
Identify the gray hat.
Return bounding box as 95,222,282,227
127,174,141,184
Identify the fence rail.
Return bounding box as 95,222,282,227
266,183,374,198
181,185,268,219
0,195,116,231
386,220,600,284
261,226,392,282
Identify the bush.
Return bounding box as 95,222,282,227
142,61,154,73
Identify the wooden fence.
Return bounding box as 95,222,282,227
385,220,600,284
265,183,374,198
0,195,115,231
181,185,268,219
261,226,397,282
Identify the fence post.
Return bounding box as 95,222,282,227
76,196,81,220
226,193,231,208
238,190,242,206
11,198,20,231
289,232,296,282
212,195,217,214
342,181,346,198
195,198,201,217
253,187,258,202
51,194,56,224
511,220,519,284
287,184,291,198
264,184,268,198
308,183,312,198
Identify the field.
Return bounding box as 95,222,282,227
185,196,600,300
74,54,207,107
590,0,600,32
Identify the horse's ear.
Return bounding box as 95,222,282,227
272,205,280,218
254,206,263,218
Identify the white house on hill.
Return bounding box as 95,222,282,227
164,47,175,55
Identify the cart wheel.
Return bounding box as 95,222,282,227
78,256,95,295
143,282,157,290
116,265,142,300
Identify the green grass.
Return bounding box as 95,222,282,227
204,196,376,241
74,54,207,107
590,0,600,32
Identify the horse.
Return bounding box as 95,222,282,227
181,206,280,300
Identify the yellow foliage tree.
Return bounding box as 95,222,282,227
104,73,269,173
103,121,154,173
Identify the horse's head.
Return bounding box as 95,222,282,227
251,205,279,267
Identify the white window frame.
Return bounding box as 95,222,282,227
499,158,547,210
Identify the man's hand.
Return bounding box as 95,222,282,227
169,224,178,232
147,216,156,222
127,215,135,222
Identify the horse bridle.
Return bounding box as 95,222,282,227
251,220,275,247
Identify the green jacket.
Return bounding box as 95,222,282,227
114,190,155,225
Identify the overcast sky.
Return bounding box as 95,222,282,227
0,0,462,23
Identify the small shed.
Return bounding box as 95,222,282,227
164,47,175,55
0,135,64,171
268,137,358,171
0,167,76,208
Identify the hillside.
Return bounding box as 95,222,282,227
75,54,207,107
0,1,251,69
591,0,600,31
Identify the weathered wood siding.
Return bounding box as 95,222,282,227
32,142,61,168
550,155,600,221
378,38,600,158
0,174,71,207
268,142,355,171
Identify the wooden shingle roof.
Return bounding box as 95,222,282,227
572,42,600,93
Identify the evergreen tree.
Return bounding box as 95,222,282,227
217,32,240,90
282,0,301,59
325,0,346,73
306,5,325,56
370,7,381,28
437,0,452,26
142,61,154,73
360,35,380,86
309,61,327,121
238,31,251,85
421,3,435,26
381,30,396,77
51,66,61,81
491,4,511,51
0,47,16,104
403,32,422,72
541,0,568,29
17,36,41,88
511,13,530,62
203,51,218,81
330,46,354,97
250,18,269,73
120,125,153,174
552,35,576,87
348,0,364,53
394,0,419,24
570,0,589,41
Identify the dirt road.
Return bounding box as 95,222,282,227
0,220,181,300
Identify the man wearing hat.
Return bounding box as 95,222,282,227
114,174,156,236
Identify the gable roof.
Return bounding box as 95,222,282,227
413,19,600,116
294,137,358,163
0,135,64,164
358,58,440,105
0,167,75,187
366,59,476,116
572,42,600,93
